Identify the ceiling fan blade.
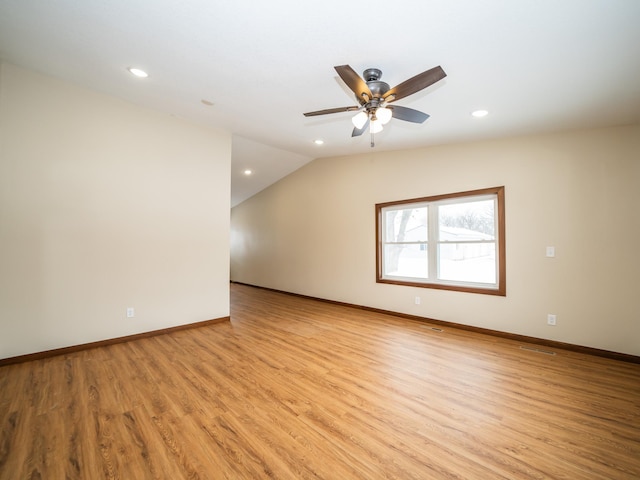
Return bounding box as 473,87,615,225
304,106,361,117
352,118,370,137
335,65,372,104
388,105,430,123
383,66,447,103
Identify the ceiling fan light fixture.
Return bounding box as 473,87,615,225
370,118,384,134
376,107,392,125
352,111,369,129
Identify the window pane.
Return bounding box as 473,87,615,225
439,199,494,241
384,207,427,242
438,243,496,283
384,243,428,279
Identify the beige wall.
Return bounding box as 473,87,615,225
0,63,231,359
231,124,640,356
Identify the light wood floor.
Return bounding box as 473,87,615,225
1,284,639,479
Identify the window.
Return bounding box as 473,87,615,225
376,186,505,295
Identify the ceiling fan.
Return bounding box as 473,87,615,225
304,64,447,146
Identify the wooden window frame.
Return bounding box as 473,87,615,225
376,186,506,296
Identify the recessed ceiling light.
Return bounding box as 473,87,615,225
314,139,324,145
471,109,489,118
127,67,149,78
243,169,253,176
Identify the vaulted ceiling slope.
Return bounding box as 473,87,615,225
1,0,639,205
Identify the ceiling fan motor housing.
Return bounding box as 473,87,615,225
362,68,390,99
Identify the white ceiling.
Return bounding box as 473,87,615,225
1,0,639,206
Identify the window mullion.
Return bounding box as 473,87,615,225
428,204,438,280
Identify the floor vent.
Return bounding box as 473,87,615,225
519,345,556,356
420,325,444,332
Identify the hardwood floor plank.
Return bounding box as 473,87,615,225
1,283,639,479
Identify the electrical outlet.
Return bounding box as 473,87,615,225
415,296,421,305
547,314,557,326
127,307,135,318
